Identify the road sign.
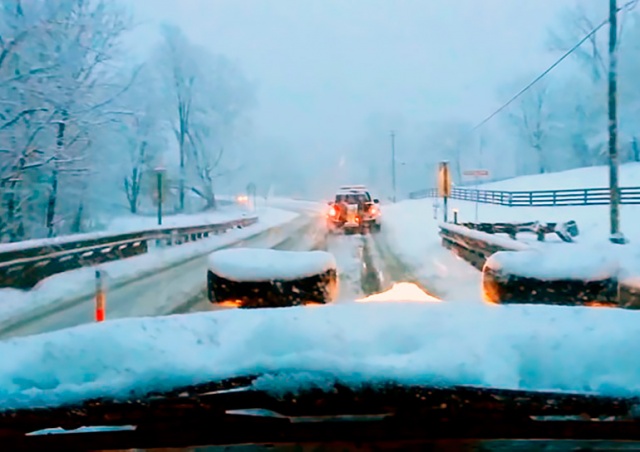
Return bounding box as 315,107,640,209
463,169,490,177
438,162,451,197
462,169,489,223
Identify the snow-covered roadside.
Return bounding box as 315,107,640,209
380,200,481,301
3,297,640,410
0,207,298,332
442,200,640,245
265,197,325,215
382,164,640,300
105,207,253,233
0,206,254,254
443,163,640,244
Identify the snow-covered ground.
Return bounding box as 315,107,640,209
448,167,640,244
382,164,640,301
0,207,298,334
326,234,366,301
3,295,640,411
106,207,254,233
476,162,640,191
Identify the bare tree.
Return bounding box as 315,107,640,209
0,0,134,240
506,82,552,174
154,27,254,212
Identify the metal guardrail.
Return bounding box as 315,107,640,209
409,186,640,206
438,223,529,270
0,217,258,289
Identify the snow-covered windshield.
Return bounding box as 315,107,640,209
2,2,640,447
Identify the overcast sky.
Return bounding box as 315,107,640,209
130,0,578,156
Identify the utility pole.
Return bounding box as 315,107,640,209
391,130,397,203
608,0,624,243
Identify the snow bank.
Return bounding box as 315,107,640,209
478,162,640,191
208,249,336,282
0,208,254,254
486,246,621,281
4,298,640,410
106,208,251,234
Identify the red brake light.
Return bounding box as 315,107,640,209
329,207,337,217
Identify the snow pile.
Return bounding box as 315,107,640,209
486,245,621,281
208,249,336,282
3,298,640,410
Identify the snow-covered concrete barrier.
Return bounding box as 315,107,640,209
207,248,338,308
483,247,621,306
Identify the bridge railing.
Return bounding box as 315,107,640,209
0,217,258,289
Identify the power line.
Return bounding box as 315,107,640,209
470,0,639,133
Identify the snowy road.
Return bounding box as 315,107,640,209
325,229,440,303
0,204,443,339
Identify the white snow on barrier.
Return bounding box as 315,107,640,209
486,246,621,281
208,249,336,282
4,298,640,410
439,223,530,252
0,208,255,253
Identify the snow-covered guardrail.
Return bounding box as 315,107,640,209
0,217,258,290
438,222,529,270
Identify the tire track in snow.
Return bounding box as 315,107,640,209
368,231,443,299
325,233,367,301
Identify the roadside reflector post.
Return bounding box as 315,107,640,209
95,269,106,322
438,161,451,222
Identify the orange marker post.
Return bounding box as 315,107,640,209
95,269,106,322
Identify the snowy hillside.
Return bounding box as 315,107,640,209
474,163,640,191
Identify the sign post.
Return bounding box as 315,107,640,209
438,161,451,222
154,166,166,225
463,169,490,223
